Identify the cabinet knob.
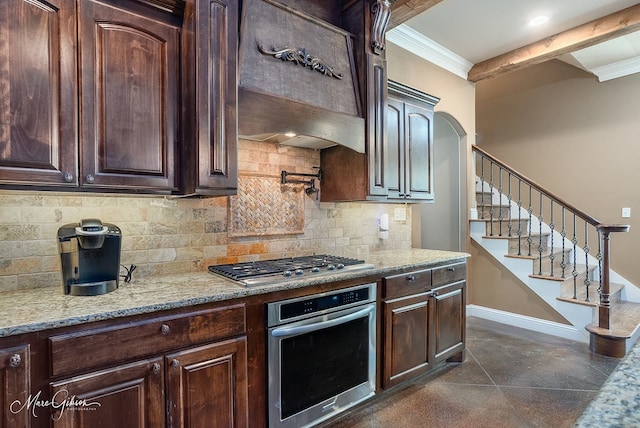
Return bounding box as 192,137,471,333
63,172,74,182
447,267,455,272
172,359,180,368
85,174,95,183
160,324,170,335
152,363,161,375
406,275,416,282
9,353,21,368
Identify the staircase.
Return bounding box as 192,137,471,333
471,146,640,358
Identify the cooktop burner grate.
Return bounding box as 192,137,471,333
208,255,370,283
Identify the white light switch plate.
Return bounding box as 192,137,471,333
622,207,631,218
394,207,406,221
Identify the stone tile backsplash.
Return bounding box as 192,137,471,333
0,140,411,292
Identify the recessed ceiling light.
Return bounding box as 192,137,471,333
529,15,549,27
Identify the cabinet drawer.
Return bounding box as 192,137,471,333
50,303,246,377
383,269,431,299
431,262,466,287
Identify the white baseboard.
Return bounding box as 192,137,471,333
466,304,589,343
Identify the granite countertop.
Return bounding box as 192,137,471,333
0,248,468,337
575,340,640,427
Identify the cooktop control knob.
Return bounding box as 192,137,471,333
337,263,345,269
283,270,293,277
327,265,336,270
295,269,304,275
311,267,320,273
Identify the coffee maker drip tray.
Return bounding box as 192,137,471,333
66,280,118,297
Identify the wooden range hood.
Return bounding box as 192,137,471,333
237,0,370,153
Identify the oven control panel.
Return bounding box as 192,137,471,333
267,283,376,326
280,288,369,320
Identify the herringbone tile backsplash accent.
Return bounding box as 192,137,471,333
229,174,304,237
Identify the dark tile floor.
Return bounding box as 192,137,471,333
322,317,621,428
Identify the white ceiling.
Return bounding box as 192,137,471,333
387,0,640,81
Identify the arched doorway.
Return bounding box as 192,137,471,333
417,112,467,251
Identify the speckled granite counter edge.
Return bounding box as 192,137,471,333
574,340,640,427
0,249,469,337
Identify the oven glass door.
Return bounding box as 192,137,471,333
268,303,376,427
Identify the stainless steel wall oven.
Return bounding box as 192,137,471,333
267,283,376,427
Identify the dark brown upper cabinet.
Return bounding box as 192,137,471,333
78,0,181,193
386,80,439,201
320,79,439,203
0,0,238,196
180,0,238,196
0,0,78,188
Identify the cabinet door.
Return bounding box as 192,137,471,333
78,0,179,192
192,0,238,194
432,281,465,363
50,357,165,427
385,96,404,199
166,337,248,428
382,293,431,388
366,54,389,198
1,345,30,428
0,0,77,187
403,101,434,201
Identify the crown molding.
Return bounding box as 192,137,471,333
386,24,473,80
590,55,640,82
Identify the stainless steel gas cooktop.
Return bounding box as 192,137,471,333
207,255,375,287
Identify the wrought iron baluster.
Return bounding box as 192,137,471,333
549,201,555,277
597,230,603,296
507,173,513,237
527,186,533,256
571,214,578,299
489,161,494,236
479,157,486,219
560,207,567,278
517,180,523,255
538,193,544,276
584,223,591,302
498,167,504,236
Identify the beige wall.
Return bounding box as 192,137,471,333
0,140,411,293
477,59,640,290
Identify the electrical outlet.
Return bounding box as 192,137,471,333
622,207,631,218
394,207,406,221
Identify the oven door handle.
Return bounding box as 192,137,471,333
270,305,374,338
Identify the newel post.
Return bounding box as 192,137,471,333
596,224,630,330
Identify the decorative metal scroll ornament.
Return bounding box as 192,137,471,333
258,44,343,80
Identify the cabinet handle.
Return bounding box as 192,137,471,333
85,174,95,183
406,275,416,282
171,359,180,368
63,172,74,182
9,353,21,368
152,363,161,375
160,324,170,335
447,267,455,272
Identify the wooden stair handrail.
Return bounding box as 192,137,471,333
473,145,601,226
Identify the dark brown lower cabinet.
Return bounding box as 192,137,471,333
433,281,466,363
46,304,248,428
382,262,466,389
50,357,165,427
166,337,248,428
383,292,432,387
1,344,31,428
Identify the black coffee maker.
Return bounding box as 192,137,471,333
57,219,122,296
